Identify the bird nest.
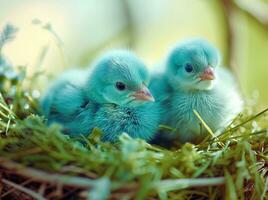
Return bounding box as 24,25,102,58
0,25,268,200
0,60,267,200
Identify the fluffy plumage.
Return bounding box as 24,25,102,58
154,38,243,143
41,50,161,142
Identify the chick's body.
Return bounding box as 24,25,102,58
41,50,160,142
169,71,242,142
94,103,160,142
161,39,243,143
41,70,95,135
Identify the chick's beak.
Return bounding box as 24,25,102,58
199,66,215,81
131,85,155,102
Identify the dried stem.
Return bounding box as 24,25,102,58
1,179,32,198
0,158,107,189
2,178,46,200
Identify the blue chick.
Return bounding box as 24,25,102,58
162,38,243,143
41,50,161,142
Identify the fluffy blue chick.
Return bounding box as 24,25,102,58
41,70,93,134
163,38,243,143
41,50,161,142
149,73,171,101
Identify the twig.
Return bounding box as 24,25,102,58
219,108,268,140
2,178,46,200
0,157,106,189
37,182,47,196
226,129,267,140
1,178,33,198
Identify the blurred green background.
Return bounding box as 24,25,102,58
0,0,267,107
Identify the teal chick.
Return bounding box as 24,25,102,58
41,50,161,142
163,38,243,143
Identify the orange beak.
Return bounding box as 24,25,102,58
199,66,215,81
131,85,155,102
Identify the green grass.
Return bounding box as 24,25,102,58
0,59,267,200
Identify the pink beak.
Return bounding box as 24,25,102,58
199,66,215,81
131,85,155,102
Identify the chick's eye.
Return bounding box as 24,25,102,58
115,82,126,91
185,64,193,73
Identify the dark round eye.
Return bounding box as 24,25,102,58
115,82,126,91
185,64,193,73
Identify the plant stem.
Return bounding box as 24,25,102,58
153,177,226,192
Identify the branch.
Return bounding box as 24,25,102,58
234,0,268,28
221,0,235,67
